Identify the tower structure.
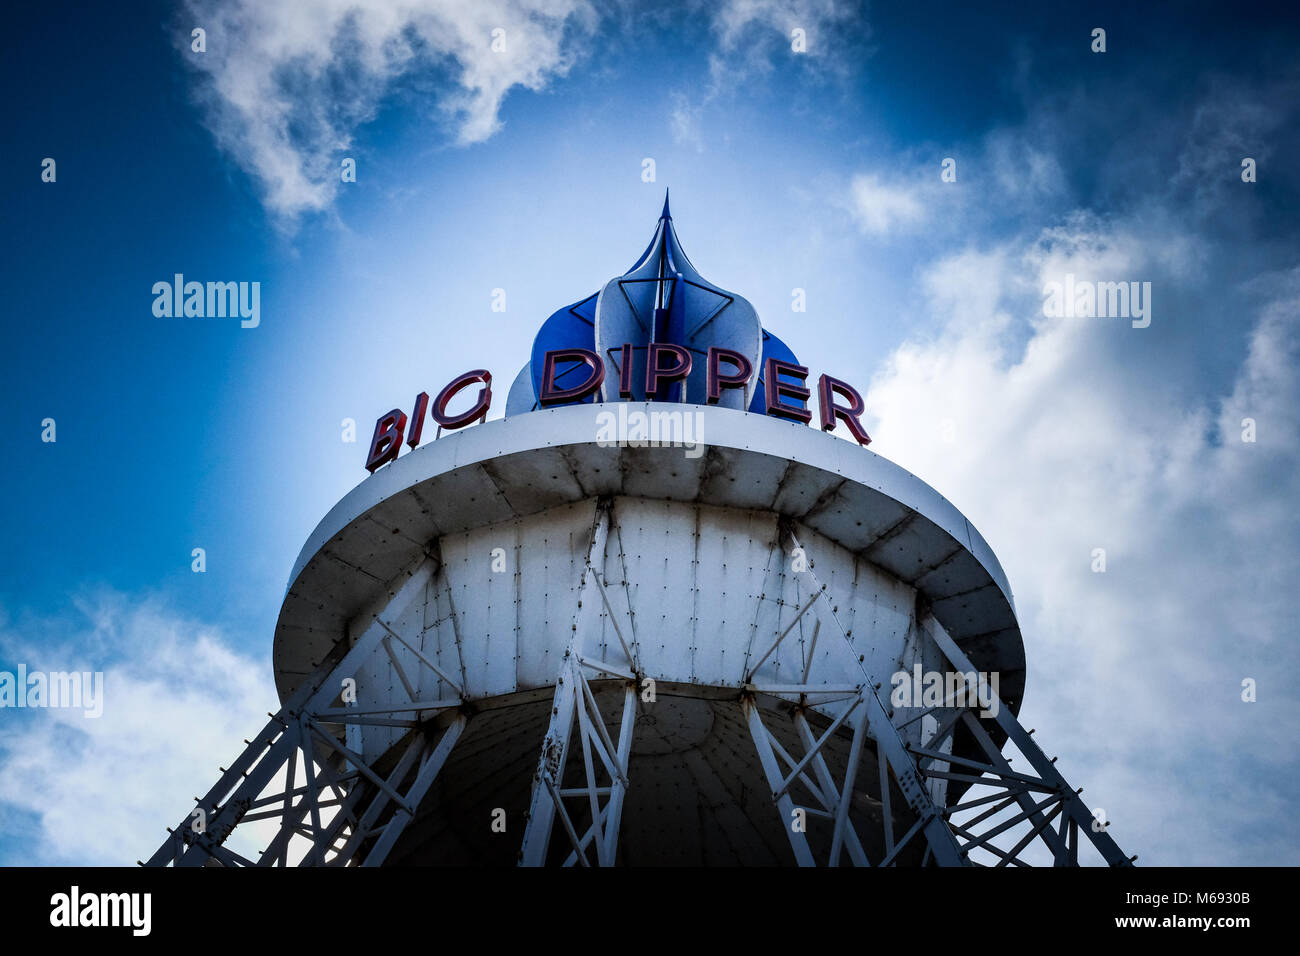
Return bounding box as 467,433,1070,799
147,197,1134,867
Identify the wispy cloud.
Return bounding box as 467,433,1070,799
708,0,867,82
0,593,276,865
843,171,927,236
813,60,1300,862
180,0,600,223
862,227,1300,864
669,91,705,150
668,0,869,150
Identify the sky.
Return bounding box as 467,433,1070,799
1,0,1298,865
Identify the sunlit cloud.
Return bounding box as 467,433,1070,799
180,0,601,223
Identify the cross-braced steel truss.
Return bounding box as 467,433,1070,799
144,555,471,867
146,502,1134,868
734,522,1135,867
518,498,642,866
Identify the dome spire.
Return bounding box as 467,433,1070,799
508,193,777,416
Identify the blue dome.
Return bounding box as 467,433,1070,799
507,193,799,416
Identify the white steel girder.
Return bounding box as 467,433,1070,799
144,554,469,868
147,503,1135,868
917,615,1134,867
741,522,966,867
518,498,641,867
738,522,1134,868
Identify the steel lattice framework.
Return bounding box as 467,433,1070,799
146,202,1138,867
146,495,1133,868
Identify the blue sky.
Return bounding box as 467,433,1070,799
1,0,1298,865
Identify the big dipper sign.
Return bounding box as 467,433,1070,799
365,194,870,474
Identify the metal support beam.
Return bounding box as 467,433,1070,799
519,499,640,867
360,714,466,866
921,614,1132,866
145,554,470,868
779,523,966,867
742,697,816,866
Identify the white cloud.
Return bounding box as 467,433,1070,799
984,128,1067,201
708,0,863,80
0,593,277,865
669,91,704,150
669,0,867,143
862,225,1300,864
181,0,599,221
844,172,926,236
1172,74,1300,210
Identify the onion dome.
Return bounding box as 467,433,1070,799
505,192,803,415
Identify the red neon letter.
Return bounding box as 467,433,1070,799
646,343,692,399
406,391,430,449
365,409,408,473
539,349,604,405
618,343,635,398
764,358,811,423
817,373,871,446
706,347,752,404
432,370,492,430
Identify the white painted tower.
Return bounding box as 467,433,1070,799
148,200,1133,867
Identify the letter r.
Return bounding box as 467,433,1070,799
817,373,870,445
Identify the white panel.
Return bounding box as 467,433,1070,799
761,555,822,687
589,510,635,669
514,501,594,688
739,524,788,684
341,496,935,765
355,572,433,758
690,506,780,685
441,528,516,700
615,497,699,682
419,569,460,703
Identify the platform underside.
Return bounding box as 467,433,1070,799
381,688,925,866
